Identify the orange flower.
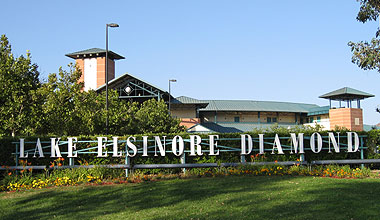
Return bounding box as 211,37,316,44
250,155,254,159
20,170,24,173
60,157,64,161
58,163,62,167
50,164,54,168
8,172,12,176
28,168,32,172
274,160,278,163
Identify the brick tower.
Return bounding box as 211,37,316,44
66,48,124,91
319,87,374,131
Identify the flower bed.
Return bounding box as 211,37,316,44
0,162,374,192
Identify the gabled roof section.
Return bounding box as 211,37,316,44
96,73,168,96
198,100,319,113
187,124,213,133
65,48,125,60
172,96,207,104
171,96,209,108
319,87,374,100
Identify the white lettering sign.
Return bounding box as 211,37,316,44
18,132,362,159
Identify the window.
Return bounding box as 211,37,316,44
310,117,314,123
317,116,321,122
355,118,360,125
234,116,240,123
267,117,276,123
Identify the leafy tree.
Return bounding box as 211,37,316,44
37,64,83,135
104,91,140,135
76,89,140,135
349,1,380,114
135,99,184,134
349,0,380,72
38,63,182,135
0,35,41,136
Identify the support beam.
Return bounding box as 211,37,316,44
258,111,261,124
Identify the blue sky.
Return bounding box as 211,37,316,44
1,0,380,124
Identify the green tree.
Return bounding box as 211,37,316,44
37,64,83,135
38,64,181,135
135,99,184,134
0,35,184,136
76,89,140,135
349,0,380,72
103,91,140,135
349,1,380,113
0,35,41,136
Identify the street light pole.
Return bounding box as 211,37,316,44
168,79,177,114
105,23,119,135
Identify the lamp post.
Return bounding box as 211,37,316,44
105,23,119,135
168,79,177,114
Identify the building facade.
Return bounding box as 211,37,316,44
66,48,375,133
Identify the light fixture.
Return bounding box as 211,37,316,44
124,86,132,95
107,23,119,28
105,22,119,135
168,79,177,114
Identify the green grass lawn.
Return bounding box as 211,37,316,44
1,175,380,220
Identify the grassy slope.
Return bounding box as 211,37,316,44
1,176,380,220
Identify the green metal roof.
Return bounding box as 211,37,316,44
173,96,208,104
200,122,297,133
363,124,379,132
319,87,374,100
65,48,125,60
198,100,319,113
307,106,330,116
171,96,209,108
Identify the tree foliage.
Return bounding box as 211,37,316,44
135,99,184,134
0,35,41,136
37,64,83,135
37,64,183,136
349,0,380,72
0,35,183,137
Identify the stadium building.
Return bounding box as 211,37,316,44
66,48,375,132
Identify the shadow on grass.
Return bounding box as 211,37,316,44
1,176,380,219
